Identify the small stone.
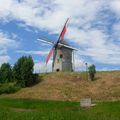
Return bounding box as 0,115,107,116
80,98,91,107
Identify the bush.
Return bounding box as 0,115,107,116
88,64,96,81
32,74,40,85
0,83,21,94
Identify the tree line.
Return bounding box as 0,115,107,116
0,56,38,88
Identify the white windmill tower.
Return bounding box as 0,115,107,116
38,18,77,72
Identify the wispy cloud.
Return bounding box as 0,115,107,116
0,55,10,65
0,31,18,48
0,30,19,65
16,50,49,55
34,60,52,73
0,0,120,70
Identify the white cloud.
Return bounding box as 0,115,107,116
0,0,120,67
16,50,49,55
112,22,120,42
0,31,18,48
110,0,120,17
0,48,7,55
74,54,87,71
0,31,19,65
34,60,52,73
0,0,105,31
0,55,10,66
68,27,120,64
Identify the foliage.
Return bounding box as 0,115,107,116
88,64,96,81
0,98,120,120
0,63,13,83
0,56,39,95
0,83,20,94
13,56,34,87
33,73,40,84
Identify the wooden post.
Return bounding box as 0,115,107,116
85,63,88,80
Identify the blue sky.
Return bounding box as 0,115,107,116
0,0,120,72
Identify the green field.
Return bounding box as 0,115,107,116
0,98,120,120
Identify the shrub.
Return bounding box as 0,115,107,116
88,64,96,81
0,83,21,94
32,73,40,85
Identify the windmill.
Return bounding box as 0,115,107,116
37,18,77,72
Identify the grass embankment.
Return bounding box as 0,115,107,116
1,71,119,101
0,98,120,120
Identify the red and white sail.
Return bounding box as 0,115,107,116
45,18,69,64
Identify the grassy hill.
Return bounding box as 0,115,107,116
1,71,120,101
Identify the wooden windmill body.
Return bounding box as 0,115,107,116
38,18,77,72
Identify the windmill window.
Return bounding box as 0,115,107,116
60,54,63,58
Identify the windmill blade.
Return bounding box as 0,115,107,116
56,18,69,44
46,47,54,64
58,43,78,51
37,38,54,45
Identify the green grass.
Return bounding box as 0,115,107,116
0,98,120,120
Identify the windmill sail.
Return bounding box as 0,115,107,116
60,19,68,41
46,48,54,64
37,38,54,45
46,18,69,65
58,18,69,42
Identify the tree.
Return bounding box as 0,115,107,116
13,56,34,87
0,63,13,83
88,64,96,81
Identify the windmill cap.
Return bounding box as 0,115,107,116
59,40,70,46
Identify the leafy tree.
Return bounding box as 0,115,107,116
88,64,96,81
13,56,34,87
0,63,13,83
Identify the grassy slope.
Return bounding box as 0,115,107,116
1,71,120,101
0,98,120,120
